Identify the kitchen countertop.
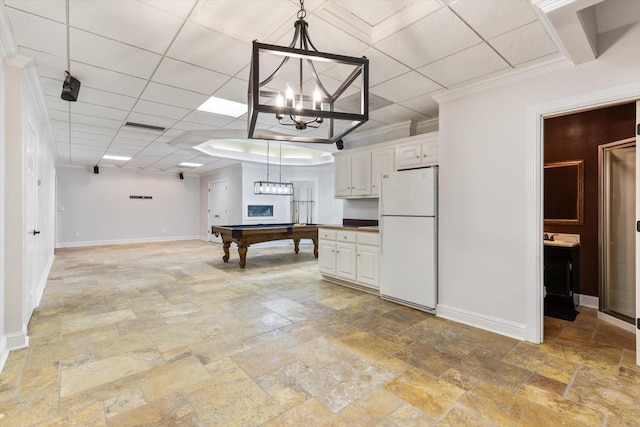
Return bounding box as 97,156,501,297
319,224,379,233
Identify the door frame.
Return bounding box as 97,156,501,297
526,81,640,345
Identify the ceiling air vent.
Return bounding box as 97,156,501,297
124,122,166,132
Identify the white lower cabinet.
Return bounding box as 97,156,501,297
318,227,379,292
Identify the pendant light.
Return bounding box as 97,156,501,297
254,141,294,195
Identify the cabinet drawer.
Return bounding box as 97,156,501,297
357,232,379,246
337,230,357,243
319,229,337,240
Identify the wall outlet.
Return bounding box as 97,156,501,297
75,231,80,237
161,228,167,233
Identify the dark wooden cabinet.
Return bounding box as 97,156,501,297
544,244,580,306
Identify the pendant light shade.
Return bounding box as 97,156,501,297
254,141,293,196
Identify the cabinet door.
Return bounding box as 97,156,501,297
371,148,394,196
395,143,422,170
318,239,337,276
336,242,357,281
357,244,379,288
351,151,372,196
421,141,438,166
334,155,352,197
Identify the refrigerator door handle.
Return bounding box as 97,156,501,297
379,217,383,255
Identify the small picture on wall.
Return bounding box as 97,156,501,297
247,204,274,218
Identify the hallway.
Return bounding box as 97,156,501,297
0,240,638,426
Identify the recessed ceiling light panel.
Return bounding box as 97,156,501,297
103,154,131,161
179,162,203,167
197,96,247,118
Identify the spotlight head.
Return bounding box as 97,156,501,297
61,71,81,102
179,172,184,180
93,165,99,174
336,139,344,150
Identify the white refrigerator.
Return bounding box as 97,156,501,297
379,167,437,313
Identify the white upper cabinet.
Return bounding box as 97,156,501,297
333,131,438,199
371,147,395,197
395,133,439,170
351,151,372,196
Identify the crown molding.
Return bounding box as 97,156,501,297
431,56,573,104
315,3,372,45
0,3,17,58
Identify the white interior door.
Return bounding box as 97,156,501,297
636,100,640,365
26,123,37,320
208,180,228,243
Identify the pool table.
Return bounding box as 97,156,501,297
211,223,319,268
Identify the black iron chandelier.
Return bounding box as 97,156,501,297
247,0,369,147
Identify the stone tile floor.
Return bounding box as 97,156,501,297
0,240,638,426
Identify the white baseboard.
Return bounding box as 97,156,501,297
577,294,599,309
32,252,54,309
0,336,7,374
598,311,635,334
55,235,201,248
5,330,28,351
436,304,527,341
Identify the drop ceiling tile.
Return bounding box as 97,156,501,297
489,21,558,66
70,28,162,79
4,0,67,23
338,0,415,26
69,62,148,98
125,112,178,129
182,111,237,128
69,0,184,54
375,7,482,68
417,43,509,87
141,0,197,19
399,94,439,118
279,15,369,56
171,121,219,131
192,0,293,41
70,114,122,129
167,21,251,76
358,47,411,86
116,129,163,141
45,94,73,113
20,47,67,80
70,102,129,122
212,78,249,105
5,8,66,57
371,71,442,103
141,82,209,110
40,77,63,97
370,103,430,124
70,131,114,143
153,58,230,95
132,100,191,120
70,87,138,111
47,108,68,122
449,0,538,40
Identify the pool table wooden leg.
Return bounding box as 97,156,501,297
238,245,248,268
222,241,230,262
312,238,318,258
293,238,300,253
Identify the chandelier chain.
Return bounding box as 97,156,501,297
297,0,306,19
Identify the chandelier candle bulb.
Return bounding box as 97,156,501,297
286,86,294,108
